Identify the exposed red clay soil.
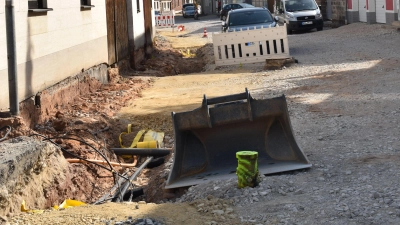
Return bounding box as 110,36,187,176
0,35,207,210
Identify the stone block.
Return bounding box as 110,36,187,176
264,57,297,70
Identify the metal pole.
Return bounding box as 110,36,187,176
5,0,19,115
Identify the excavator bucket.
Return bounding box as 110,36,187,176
166,89,311,189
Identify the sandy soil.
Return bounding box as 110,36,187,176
157,30,209,49
9,200,246,225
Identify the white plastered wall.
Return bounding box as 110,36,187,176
0,0,108,111
353,0,360,11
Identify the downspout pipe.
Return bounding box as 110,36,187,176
345,0,348,24
5,0,19,115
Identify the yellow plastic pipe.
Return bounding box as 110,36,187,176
67,158,137,168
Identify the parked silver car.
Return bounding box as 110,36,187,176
274,0,323,34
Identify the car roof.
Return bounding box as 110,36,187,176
229,7,269,14
238,3,254,7
226,3,254,7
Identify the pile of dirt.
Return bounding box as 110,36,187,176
137,34,207,75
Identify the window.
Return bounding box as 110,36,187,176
28,0,53,12
276,0,284,13
81,0,95,9
223,4,231,10
137,0,140,13
231,4,239,9
229,10,273,26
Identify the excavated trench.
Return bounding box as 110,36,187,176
0,35,214,218
136,35,212,76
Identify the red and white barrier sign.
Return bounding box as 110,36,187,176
155,11,175,28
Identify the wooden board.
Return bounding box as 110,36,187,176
144,0,153,54
115,0,129,61
106,0,116,64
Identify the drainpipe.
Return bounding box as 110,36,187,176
5,0,19,116
345,0,348,24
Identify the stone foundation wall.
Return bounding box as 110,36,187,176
18,64,109,128
347,11,360,23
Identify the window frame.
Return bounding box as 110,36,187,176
81,0,95,9
137,0,141,13
28,0,53,12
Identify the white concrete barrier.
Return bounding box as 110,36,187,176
212,24,290,66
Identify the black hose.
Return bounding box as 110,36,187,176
61,131,119,163
44,136,115,175
29,133,128,183
0,126,12,142
125,188,144,202
147,157,165,168
115,156,153,202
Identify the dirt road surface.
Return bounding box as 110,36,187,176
5,22,400,225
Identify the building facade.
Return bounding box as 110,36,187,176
347,0,399,24
0,0,155,112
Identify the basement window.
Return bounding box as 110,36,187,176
28,0,53,12
81,0,95,9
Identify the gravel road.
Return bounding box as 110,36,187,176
173,23,400,224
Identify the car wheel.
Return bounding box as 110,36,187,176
317,26,323,31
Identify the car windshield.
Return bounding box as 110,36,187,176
284,0,317,12
186,6,194,10
228,10,273,26
240,3,255,8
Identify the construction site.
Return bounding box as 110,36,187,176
2,8,400,225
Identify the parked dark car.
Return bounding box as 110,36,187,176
222,7,278,32
220,3,255,21
183,6,196,18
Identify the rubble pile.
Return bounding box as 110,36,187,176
107,217,164,225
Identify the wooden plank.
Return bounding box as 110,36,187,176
115,0,129,61
106,0,116,64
